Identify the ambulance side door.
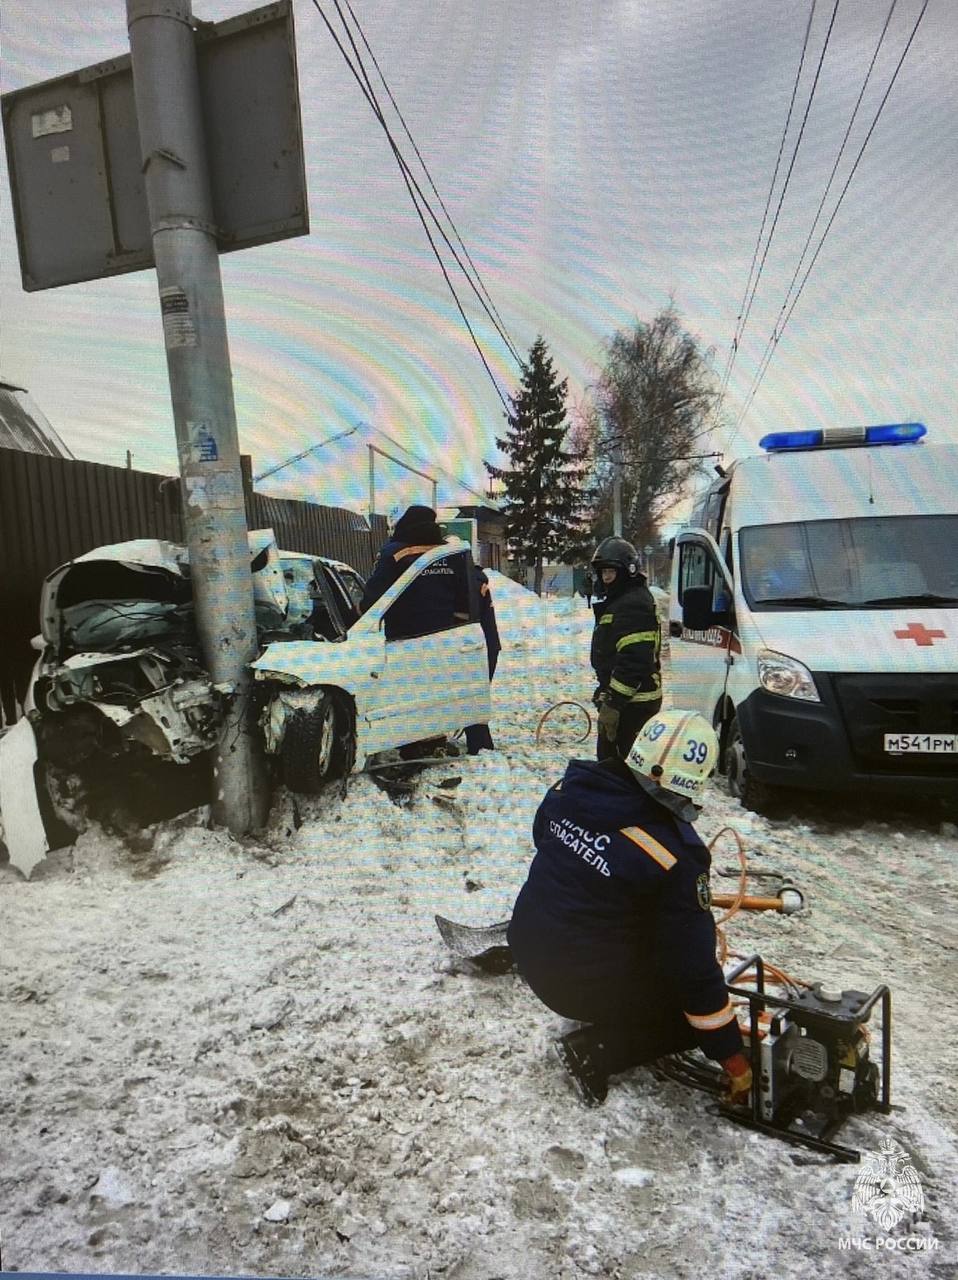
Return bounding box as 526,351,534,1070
669,530,737,726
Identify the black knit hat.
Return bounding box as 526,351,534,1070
393,504,445,544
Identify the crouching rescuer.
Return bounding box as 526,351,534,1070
589,537,662,760
507,710,752,1107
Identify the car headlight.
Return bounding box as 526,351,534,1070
757,649,820,702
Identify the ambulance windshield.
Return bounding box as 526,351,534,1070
740,515,958,611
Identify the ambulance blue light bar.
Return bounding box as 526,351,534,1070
759,422,927,452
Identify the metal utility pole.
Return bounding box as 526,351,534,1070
611,439,624,537
127,0,267,834
643,543,655,583
612,476,623,537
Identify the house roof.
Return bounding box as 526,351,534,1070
454,504,506,524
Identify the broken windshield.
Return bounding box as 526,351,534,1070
739,514,958,611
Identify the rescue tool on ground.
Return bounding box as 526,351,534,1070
435,919,891,1162
656,955,891,1162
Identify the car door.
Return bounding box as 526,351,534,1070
358,544,491,753
669,530,738,726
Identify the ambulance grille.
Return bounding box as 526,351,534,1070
832,673,958,775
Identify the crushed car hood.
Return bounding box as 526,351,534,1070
40,530,294,652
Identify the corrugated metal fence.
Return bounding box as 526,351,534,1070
0,447,389,725
250,491,383,575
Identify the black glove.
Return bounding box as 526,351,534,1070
597,698,620,742
591,686,605,708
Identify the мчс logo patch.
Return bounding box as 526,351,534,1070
695,873,711,911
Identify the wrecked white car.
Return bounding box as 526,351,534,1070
32,540,222,770
253,541,492,793
27,532,362,771
30,538,218,769
2,537,220,872
0,532,365,872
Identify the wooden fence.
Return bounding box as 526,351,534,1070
0,447,388,725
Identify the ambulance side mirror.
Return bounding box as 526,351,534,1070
682,585,731,631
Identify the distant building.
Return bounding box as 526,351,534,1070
0,379,73,458
449,503,507,570
518,563,585,597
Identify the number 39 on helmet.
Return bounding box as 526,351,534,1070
625,710,719,821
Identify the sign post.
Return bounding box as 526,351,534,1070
3,1,307,836
125,0,267,834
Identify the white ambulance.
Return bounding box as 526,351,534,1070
668,423,958,813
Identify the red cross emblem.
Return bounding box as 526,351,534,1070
894,621,947,646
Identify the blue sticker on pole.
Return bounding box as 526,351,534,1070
186,420,219,462
198,427,219,461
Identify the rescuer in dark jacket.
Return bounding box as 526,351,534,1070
589,536,662,760
360,505,470,640
507,709,750,1108
465,565,501,754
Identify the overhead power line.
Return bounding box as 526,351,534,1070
729,0,931,440
774,0,901,329
719,0,820,401
327,0,516,363
729,0,900,440
727,0,843,414
310,0,519,415
340,0,521,366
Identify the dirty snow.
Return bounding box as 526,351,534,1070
1,574,956,1278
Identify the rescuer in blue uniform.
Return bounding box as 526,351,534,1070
507,710,751,1107
361,505,477,762
360,504,470,639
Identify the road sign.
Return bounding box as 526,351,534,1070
2,0,307,291
443,518,478,557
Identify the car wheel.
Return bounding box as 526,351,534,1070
725,716,784,817
281,693,348,794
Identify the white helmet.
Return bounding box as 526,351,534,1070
625,710,719,821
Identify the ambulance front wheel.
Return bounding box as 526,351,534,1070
725,716,784,817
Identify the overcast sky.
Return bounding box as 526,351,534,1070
2,0,956,515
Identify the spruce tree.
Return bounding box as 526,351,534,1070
485,337,589,594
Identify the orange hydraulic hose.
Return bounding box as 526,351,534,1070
729,954,811,993
708,827,809,990
708,826,748,924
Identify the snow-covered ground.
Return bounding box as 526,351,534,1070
1,574,956,1278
